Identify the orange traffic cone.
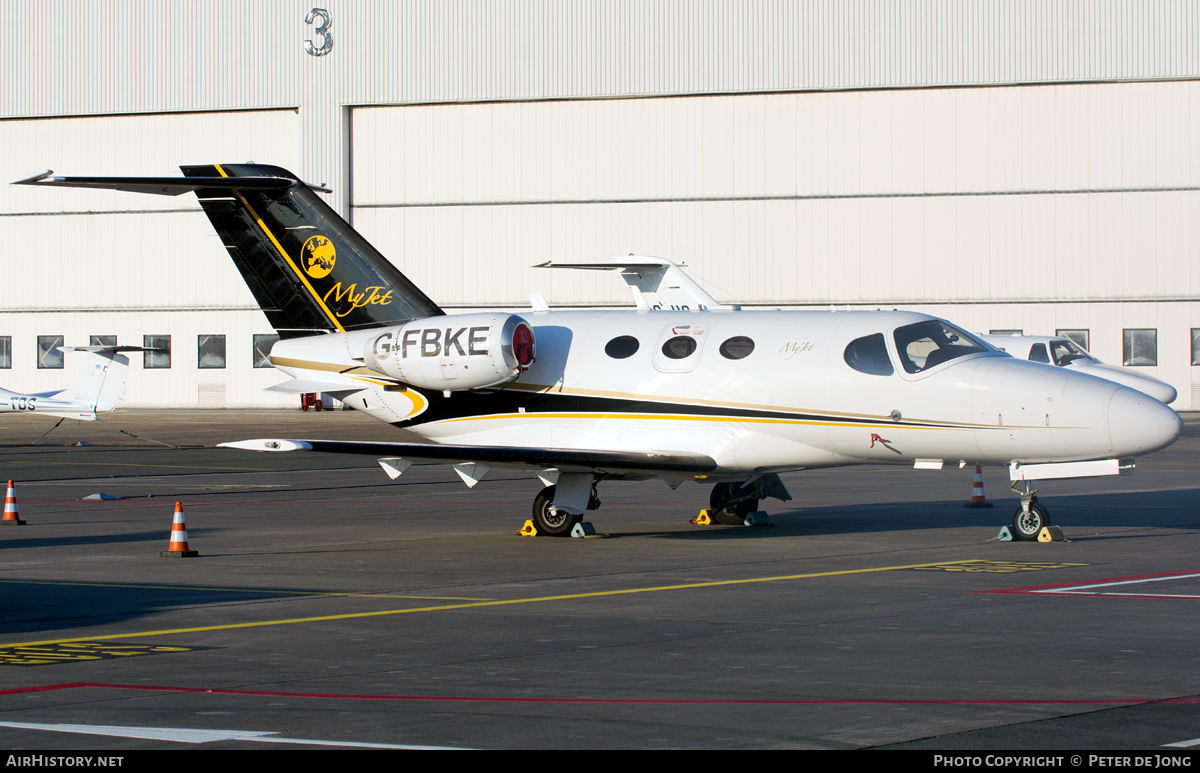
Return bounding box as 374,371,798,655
963,465,994,508
160,502,199,557
3,480,25,525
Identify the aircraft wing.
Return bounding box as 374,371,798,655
218,438,717,476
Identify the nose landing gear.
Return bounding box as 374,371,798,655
1010,481,1051,541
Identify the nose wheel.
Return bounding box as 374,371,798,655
1010,483,1051,541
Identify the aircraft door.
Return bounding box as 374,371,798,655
653,324,708,373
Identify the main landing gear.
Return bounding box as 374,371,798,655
708,481,760,525
531,478,602,537
1010,481,1051,541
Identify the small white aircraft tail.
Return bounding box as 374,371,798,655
42,347,134,418
535,256,739,311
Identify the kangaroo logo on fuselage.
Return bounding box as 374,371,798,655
301,235,336,278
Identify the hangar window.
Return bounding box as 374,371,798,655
253,334,280,368
844,334,893,376
0,337,9,369
37,336,64,369
90,335,117,348
1123,329,1157,366
893,321,986,374
605,336,640,359
1056,329,1090,351
719,336,755,360
1193,329,1200,366
990,329,1023,336
198,335,226,369
661,336,698,360
144,335,171,369
1028,343,1050,363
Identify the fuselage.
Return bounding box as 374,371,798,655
979,334,1178,404
269,309,1182,475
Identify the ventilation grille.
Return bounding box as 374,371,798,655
198,384,227,408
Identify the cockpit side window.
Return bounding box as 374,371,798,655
1028,343,1050,363
844,333,894,376
1049,339,1095,366
893,321,987,374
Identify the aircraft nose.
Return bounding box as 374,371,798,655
1108,386,1182,456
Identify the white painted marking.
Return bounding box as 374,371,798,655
1163,737,1200,748
0,721,466,749
1032,572,1200,599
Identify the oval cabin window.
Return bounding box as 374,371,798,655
661,336,697,359
844,333,894,376
719,336,755,360
605,336,640,359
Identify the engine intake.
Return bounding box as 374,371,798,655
362,312,535,392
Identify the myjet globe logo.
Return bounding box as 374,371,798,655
302,235,336,278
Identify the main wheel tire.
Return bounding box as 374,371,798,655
1011,502,1050,541
532,485,582,537
709,482,758,526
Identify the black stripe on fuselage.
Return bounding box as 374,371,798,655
390,387,964,431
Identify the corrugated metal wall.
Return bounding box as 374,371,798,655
7,0,1200,120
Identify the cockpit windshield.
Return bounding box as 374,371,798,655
893,320,988,374
1049,338,1097,367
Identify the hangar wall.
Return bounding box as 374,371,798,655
3,1,1200,408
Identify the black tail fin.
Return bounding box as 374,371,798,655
181,163,443,337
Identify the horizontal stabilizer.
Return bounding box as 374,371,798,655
263,379,363,395
219,438,717,475
12,170,297,196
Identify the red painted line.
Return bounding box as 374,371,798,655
1,683,1195,705
977,569,1200,596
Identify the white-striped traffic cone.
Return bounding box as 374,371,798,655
160,502,199,557
963,465,993,509
3,480,25,525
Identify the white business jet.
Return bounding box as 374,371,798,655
0,345,148,421
979,334,1177,405
14,165,1183,541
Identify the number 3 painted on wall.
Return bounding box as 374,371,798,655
305,8,333,57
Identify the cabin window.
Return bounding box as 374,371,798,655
605,336,640,359
37,335,64,369
719,336,755,360
198,334,227,369
1028,343,1050,363
844,334,893,376
1056,329,1090,351
1123,329,1157,366
253,334,280,368
144,335,171,369
0,337,10,369
661,336,697,360
893,321,987,374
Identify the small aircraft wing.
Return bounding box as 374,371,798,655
219,438,717,477
534,255,738,311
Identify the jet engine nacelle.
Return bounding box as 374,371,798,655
362,312,535,392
